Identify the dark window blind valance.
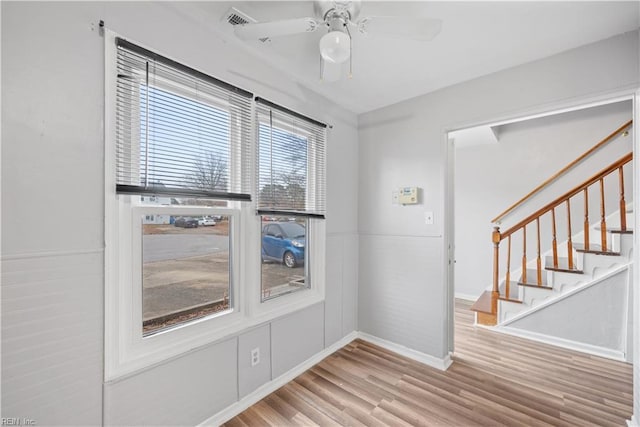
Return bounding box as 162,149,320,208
255,98,327,218
115,38,253,201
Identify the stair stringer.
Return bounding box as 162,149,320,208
493,264,632,361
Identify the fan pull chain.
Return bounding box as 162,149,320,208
345,23,353,78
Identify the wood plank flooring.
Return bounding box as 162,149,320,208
224,299,632,426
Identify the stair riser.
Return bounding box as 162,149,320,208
578,254,625,278
610,233,634,257
498,299,524,323
518,269,552,287
521,285,557,307
550,267,590,287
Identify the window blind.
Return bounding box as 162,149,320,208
255,98,327,218
115,38,253,201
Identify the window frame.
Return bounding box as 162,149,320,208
104,31,325,381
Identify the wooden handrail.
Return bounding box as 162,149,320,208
491,119,632,224
499,152,632,240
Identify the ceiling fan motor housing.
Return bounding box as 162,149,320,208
314,0,361,23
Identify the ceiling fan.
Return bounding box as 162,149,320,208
233,0,442,79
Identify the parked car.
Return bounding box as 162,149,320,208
197,216,216,226
261,222,305,268
174,217,198,228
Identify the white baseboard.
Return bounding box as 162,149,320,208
454,292,479,302
358,332,453,371
199,331,358,426
627,415,638,427
497,325,626,362
198,330,452,426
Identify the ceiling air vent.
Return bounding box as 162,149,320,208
223,7,270,43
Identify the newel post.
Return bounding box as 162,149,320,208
492,227,501,304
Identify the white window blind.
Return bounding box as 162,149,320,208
255,98,327,218
115,38,253,200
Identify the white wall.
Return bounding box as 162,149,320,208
1,2,358,425
358,30,639,360
455,101,633,299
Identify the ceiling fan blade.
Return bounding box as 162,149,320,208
358,16,442,41
234,17,320,41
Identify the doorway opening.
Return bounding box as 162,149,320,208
445,96,636,364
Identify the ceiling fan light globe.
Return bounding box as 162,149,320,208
319,31,350,63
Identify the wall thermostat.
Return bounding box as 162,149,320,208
398,187,418,205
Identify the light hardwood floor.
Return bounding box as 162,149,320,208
224,299,632,426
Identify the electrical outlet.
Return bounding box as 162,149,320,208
251,347,260,367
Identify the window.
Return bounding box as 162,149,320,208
142,213,232,335
105,34,327,379
106,36,252,378
114,38,252,335
255,98,326,301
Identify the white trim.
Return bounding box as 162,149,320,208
104,28,119,381
500,263,631,326
621,267,632,363
199,331,359,426
627,415,638,427
631,89,640,427
454,292,479,302
496,325,626,362
444,134,456,355
357,332,453,371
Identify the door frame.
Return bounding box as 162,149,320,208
443,88,638,362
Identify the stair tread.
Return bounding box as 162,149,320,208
470,291,494,315
608,227,633,234
544,256,583,273
545,265,584,274
573,243,620,256
498,296,523,304
518,281,554,290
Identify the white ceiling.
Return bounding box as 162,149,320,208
196,1,639,114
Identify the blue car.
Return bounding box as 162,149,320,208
262,222,305,268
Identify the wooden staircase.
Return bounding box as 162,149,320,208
472,120,634,326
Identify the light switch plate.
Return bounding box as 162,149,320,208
425,211,434,225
